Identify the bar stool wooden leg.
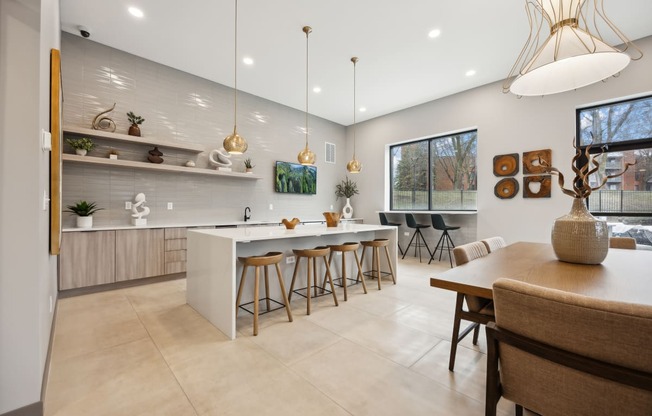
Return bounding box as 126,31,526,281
359,246,367,282
253,266,260,336
275,263,293,322
323,256,339,306
306,257,312,315
384,245,397,284
375,247,382,290
341,249,348,301
236,264,248,313
353,250,368,294
264,265,271,312
289,258,301,302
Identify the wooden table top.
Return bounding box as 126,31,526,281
429,241,652,306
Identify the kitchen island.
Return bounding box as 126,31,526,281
186,223,397,339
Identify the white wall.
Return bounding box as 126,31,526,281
349,36,652,245
0,0,60,413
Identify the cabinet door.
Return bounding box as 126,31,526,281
59,231,116,290
115,229,165,281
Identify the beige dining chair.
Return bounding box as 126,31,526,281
480,236,507,253
448,241,494,371
486,278,652,416
609,236,637,249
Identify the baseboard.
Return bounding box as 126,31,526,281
58,272,185,298
39,292,59,410
0,402,42,416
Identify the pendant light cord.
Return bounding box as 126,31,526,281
233,0,238,131
305,27,310,149
352,58,357,158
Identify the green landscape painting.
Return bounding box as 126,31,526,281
275,161,317,194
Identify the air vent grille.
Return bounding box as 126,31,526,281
325,142,336,164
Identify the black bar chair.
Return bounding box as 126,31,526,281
402,213,432,262
378,212,404,256
429,214,460,267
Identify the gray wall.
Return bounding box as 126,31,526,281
348,36,652,246
61,33,348,228
0,0,60,413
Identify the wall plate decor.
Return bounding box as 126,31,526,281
523,149,551,174
493,153,519,176
523,175,552,198
494,178,519,199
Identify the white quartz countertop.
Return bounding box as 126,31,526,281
189,223,394,242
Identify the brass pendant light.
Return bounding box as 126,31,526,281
297,26,316,166
346,57,362,174
223,0,247,154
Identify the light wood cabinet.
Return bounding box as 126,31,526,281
59,231,116,290
115,229,165,281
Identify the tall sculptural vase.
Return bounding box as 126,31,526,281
342,198,353,219
551,197,608,264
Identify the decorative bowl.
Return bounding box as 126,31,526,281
323,212,341,227
282,218,300,229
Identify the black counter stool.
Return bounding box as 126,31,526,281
236,252,293,336
403,213,432,262
379,213,404,256
289,246,339,315
360,239,396,290
325,242,367,301
429,214,460,268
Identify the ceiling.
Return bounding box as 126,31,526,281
60,0,652,126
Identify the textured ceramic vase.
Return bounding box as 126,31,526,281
128,124,141,136
551,198,608,264
342,198,353,219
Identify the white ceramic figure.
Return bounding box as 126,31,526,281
209,148,233,170
131,193,150,225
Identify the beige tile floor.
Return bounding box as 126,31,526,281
44,256,517,416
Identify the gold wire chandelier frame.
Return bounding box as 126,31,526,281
346,57,362,174
223,0,248,154
297,26,316,166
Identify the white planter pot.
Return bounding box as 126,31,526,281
342,198,353,219
75,148,88,156
76,216,93,228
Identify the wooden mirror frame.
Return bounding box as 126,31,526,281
50,49,62,255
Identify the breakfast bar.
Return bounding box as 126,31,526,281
186,223,397,339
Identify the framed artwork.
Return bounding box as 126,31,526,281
523,175,552,198
493,153,519,176
50,49,62,255
523,149,551,174
275,161,317,194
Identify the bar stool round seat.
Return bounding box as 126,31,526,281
289,246,339,315
236,251,293,336
360,239,396,290
326,242,367,301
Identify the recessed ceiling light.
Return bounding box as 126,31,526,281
242,57,254,65
313,86,321,93
359,107,367,112
428,29,441,39
465,69,476,77
128,7,144,18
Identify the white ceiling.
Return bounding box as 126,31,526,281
60,0,652,126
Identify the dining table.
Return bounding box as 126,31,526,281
429,241,652,306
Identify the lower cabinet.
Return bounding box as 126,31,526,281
59,231,116,290
115,229,165,281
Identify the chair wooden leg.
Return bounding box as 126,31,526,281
353,250,367,294
375,247,382,290
485,323,500,416
253,266,260,336
306,258,312,315
473,324,480,345
264,265,271,312
323,255,339,307
288,257,301,302
449,292,465,371
236,264,248,314
275,263,293,323
515,405,523,416
384,245,396,284
341,250,348,301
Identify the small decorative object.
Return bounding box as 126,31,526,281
185,160,196,167
209,148,233,171
108,148,119,160
523,149,551,174
494,178,519,199
243,158,255,173
282,218,300,229
65,200,103,229
493,153,519,176
131,193,150,226
323,212,341,228
147,146,163,164
127,111,145,136
91,103,116,132
335,176,358,219
540,141,634,264
523,175,551,198
66,137,95,156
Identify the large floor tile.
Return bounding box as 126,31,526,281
386,303,455,340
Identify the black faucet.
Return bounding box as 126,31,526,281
244,207,251,222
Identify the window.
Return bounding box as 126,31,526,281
576,94,652,247
390,130,477,211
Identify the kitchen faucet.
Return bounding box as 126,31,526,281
244,207,251,222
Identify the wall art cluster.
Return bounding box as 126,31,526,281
493,149,552,199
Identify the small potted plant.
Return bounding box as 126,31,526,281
127,111,145,136
243,158,255,173
66,137,95,156
335,177,359,219
65,200,103,229
108,148,119,160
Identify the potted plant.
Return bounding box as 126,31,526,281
335,176,359,219
127,111,145,136
243,158,255,173
65,200,103,228
108,148,119,160
66,137,95,156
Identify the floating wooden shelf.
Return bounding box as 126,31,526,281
63,126,205,153
62,154,262,179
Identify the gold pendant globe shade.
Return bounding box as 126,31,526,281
346,158,362,173
223,130,248,154
297,147,316,165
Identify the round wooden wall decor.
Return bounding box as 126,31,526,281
493,153,519,176
494,178,519,199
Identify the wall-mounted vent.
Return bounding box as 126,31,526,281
325,142,336,164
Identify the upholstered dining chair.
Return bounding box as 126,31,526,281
486,278,652,416
448,241,494,371
609,236,637,249
480,236,507,253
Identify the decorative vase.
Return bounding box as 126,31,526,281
323,212,341,227
128,124,141,137
75,148,87,156
551,198,608,264
342,198,353,219
76,216,93,229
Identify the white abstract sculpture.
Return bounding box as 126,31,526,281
131,192,150,226
209,148,233,171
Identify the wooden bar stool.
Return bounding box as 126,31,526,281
289,246,339,315
360,239,396,290
325,242,367,301
236,251,293,336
